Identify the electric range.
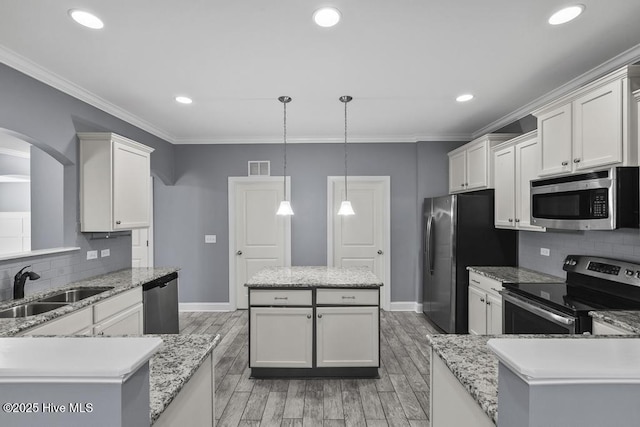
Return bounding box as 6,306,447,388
502,255,640,334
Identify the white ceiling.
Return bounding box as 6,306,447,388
1,1,640,144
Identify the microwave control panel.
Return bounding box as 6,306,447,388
590,189,608,218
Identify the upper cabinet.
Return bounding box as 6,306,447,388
533,65,640,177
493,131,544,232
448,133,520,194
78,132,154,232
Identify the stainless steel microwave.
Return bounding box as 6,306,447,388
530,167,639,230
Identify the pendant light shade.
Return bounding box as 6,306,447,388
338,95,354,216
276,96,294,216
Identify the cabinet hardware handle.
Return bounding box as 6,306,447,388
515,218,520,223
236,250,243,255
561,161,569,166
480,298,485,303
460,183,465,187
341,296,356,299
471,279,480,284
508,218,513,222
98,331,105,336
491,288,499,292
465,183,468,187
274,297,288,300
307,314,312,319
377,250,383,255
487,301,491,306
573,158,581,163
115,220,121,225
318,314,323,318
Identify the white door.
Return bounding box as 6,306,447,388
132,179,154,268
230,178,291,309
493,146,515,229
448,151,466,193
538,104,572,176
465,141,488,190
113,141,151,229
468,285,487,335
486,293,502,335
515,136,543,231
328,176,390,310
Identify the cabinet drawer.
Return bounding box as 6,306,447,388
23,307,93,336
316,289,379,305
94,287,142,323
250,289,312,306
469,272,502,297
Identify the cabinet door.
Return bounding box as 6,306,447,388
466,141,489,190
538,104,572,176
515,137,545,231
592,320,632,335
493,146,515,229
316,306,379,367
113,141,151,230
573,80,623,170
467,286,487,335
94,303,144,336
249,307,313,368
486,293,502,334
448,151,467,193
21,307,93,336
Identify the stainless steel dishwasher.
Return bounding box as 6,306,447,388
143,272,179,334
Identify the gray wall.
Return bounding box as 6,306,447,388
155,141,463,304
30,148,63,250
519,229,640,278
0,63,175,301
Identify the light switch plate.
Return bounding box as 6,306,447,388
87,250,98,260
101,249,110,258
205,235,216,244
540,248,550,256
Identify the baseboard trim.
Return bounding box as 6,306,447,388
389,302,423,313
179,303,234,312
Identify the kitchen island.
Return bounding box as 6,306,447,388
246,266,383,378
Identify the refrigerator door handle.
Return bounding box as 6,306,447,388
426,216,435,275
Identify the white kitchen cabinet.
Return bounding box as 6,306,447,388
94,303,143,336
249,307,313,368
468,272,503,335
493,131,545,231
78,132,154,232
448,133,520,194
591,319,633,335
316,306,378,367
430,353,494,427
21,306,93,336
534,65,640,177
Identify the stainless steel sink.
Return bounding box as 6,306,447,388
0,302,69,319
37,287,114,303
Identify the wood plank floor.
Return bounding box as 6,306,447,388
179,310,440,427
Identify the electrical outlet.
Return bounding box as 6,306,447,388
101,249,110,258
205,234,216,244
87,250,98,260
540,248,550,256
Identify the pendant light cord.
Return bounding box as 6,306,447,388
343,98,348,200
283,100,287,200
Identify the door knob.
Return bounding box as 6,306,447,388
573,158,581,163
317,314,323,319
377,250,383,255
561,161,569,166
115,220,121,225
236,250,243,255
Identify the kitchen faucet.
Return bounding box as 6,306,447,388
13,265,40,299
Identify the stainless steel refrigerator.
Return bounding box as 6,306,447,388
422,190,517,333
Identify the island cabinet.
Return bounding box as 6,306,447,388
533,65,640,177
468,272,503,335
246,266,382,378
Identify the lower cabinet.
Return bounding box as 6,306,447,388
468,272,503,335
316,306,379,367
249,307,313,368
592,319,633,335
21,287,143,336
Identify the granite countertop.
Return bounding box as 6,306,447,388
589,310,640,334
245,266,383,288
427,333,640,425
0,267,179,337
149,333,220,425
467,266,563,284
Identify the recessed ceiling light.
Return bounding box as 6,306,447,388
456,94,474,103
68,9,104,29
175,96,193,104
548,5,585,25
313,7,341,28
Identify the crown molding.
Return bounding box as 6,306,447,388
472,42,640,139
0,45,177,144
174,133,471,145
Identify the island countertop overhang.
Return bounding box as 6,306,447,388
245,266,383,288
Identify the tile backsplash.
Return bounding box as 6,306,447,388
0,235,131,301
519,228,640,277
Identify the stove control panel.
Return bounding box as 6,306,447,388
564,255,640,288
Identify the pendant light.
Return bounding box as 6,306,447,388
276,96,294,216
337,95,355,216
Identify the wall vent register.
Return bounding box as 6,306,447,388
248,161,270,176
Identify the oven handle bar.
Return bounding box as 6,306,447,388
502,292,575,326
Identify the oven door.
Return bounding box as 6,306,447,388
502,291,577,334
